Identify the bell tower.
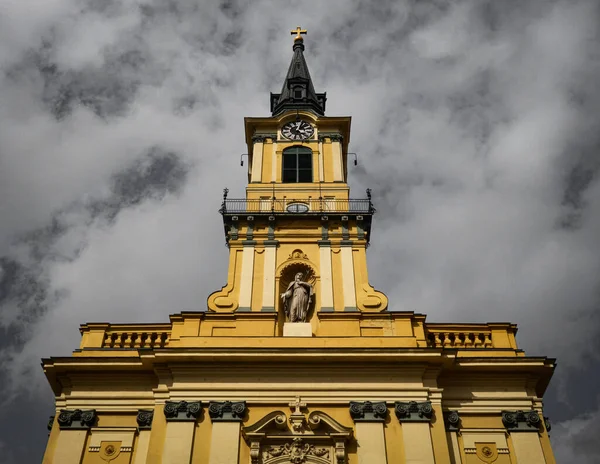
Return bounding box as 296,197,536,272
208,28,388,334
42,27,558,464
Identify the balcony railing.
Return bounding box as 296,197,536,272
219,189,375,215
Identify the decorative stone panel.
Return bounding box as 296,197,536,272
208,401,247,422
394,401,433,422
349,401,388,422
57,409,97,429
137,409,154,429
163,401,202,422
502,410,542,432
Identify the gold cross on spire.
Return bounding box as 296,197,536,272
291,26,307,41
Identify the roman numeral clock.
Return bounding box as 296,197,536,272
281,120,314,140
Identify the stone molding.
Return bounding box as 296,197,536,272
163,401,202,422
394,401,433,422
57,409,97,430
349,401,388,422
444,410,461,431
502,410,542,432
137,409,154,429
208,401,247,422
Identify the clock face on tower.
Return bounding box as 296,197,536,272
281,120,314,140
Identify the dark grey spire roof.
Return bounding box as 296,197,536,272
270,38,326,116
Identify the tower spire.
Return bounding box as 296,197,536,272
270,27,326,116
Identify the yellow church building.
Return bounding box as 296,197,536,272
42,28,557,464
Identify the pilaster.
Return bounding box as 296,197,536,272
350,401,388,464
395,401,435,464
340,241,357,311
133,410,154,464
262,239,277,311
161,401,202,464
238,238,256,311
319,239,334,312
49,409,97,464
208,401,247,464
251,136,264,182
503,410,546,464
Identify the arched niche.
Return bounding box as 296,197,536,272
275,250,318,330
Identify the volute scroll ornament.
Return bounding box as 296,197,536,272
136,409,154,429
502,410,542,431
444,410,461,431
57,409,97,429
163,400,202,421
349,401,388,422
394,401,433,422
208,401,247,422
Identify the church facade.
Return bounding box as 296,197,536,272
42,29,557,464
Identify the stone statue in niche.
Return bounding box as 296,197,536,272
281,272,313,322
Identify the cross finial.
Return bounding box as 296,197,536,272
291,26,307,41
289,396,307,414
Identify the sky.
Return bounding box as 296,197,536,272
0,0,599,461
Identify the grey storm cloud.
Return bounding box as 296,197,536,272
1,0,599,461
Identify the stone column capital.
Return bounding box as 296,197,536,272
164,401,202,422
208,401,247,422
349,401,388,422
137,409,154,429
394,401,433,423
57,409,97,430
502,410,543,432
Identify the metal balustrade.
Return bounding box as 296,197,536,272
219,189,375,215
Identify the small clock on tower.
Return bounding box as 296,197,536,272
281,120,314,140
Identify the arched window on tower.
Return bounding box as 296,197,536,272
282,146,312,183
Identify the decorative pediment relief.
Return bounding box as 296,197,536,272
243,410,353,464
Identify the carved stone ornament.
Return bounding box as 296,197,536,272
137,409,154,429
163,401,202,422
264,437,329,464
57,409,97,429
349,401,388,422
242,410,353,464
475,443,499,464
288,249,309,260
394,401,433,422
444,410,461,431
502,410,542,432
208,401,247,422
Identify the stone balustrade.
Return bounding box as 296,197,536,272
426,330,493,348
77,318,517,351
425,323,517,349
102,330,170,348
78,323,171,349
